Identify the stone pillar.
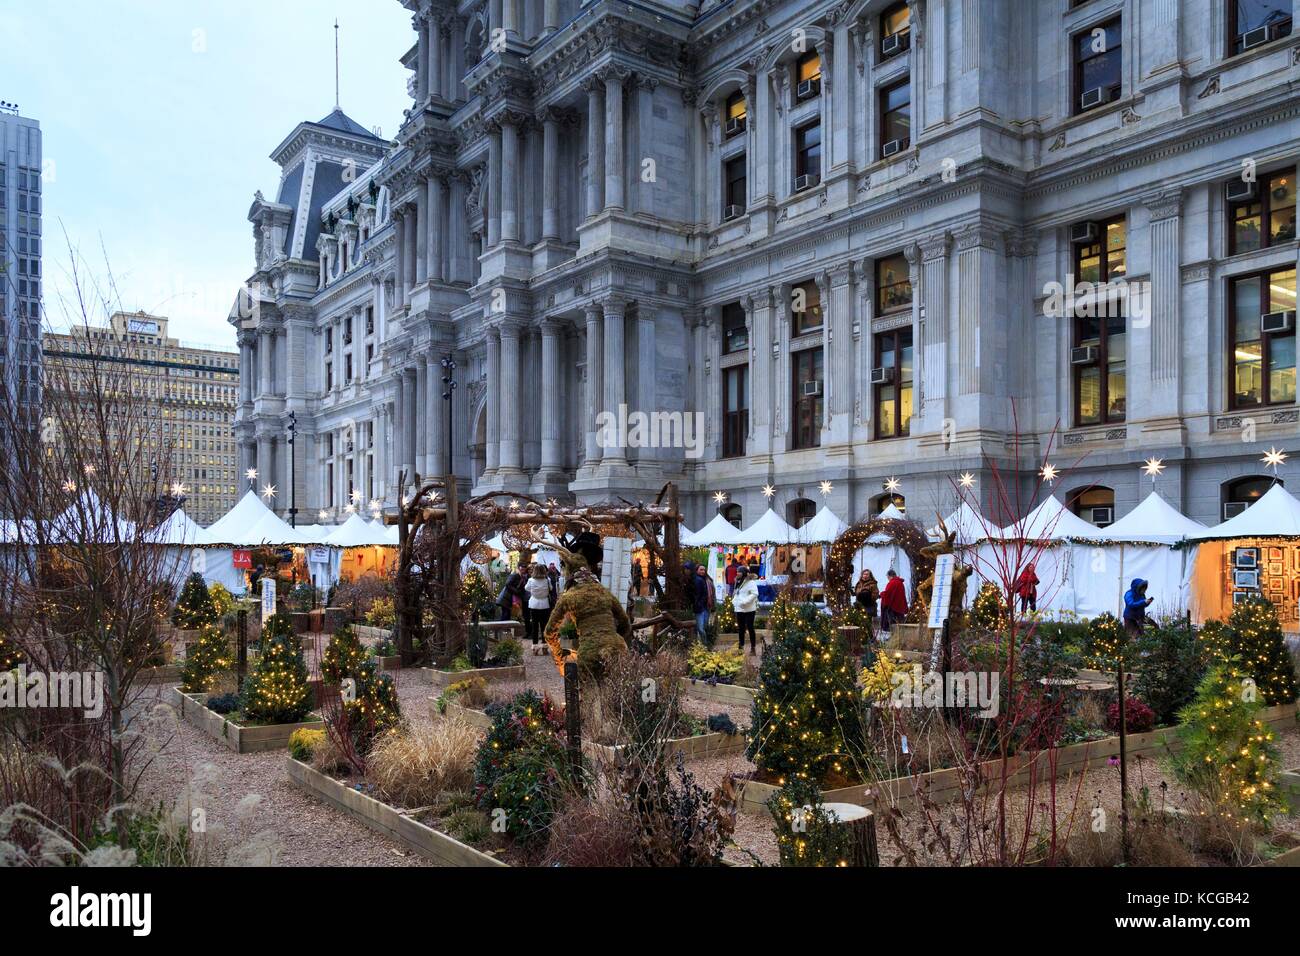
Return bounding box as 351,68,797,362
393,373,405,486
636,307,657,465
498,321,523,475
415,181,429,286
918,232,951,432
750,290,773,457
414,359,428,476
415,13,429,102
485,328,501,476
604,69,627,212
502,0,518,37
402,368,417,478
258,329,273,398
449,173,469,283
487,124,502,247
544,0,559,33
856,260,875,433
828,265,855,442
500,116,520,243
541,110,560,240
428,15,442,99
585,79,605,217
394,210,406,307
1144,189,1183,423
635,77,658,215
540,320,564,473
256,435,271,489
427,353,446,476
583,304,604,465
428,174,445,283
602,297,627,465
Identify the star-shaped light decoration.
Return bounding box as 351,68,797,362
344,503,356,514
713,491,728,506
884,477,902,493
260,483,277,500
958,472,976,490
83,464,96,476
762,484,776,500
318,510,329,521
546,497,559,508
819,479,833,497
62,479,77,493
431,491,443,503
508,500,520,510
1039,462,1059,484
245,468,258,482
369,499,382,513
170,482,188,498
1262,447,1288,474
1141,457,1165,482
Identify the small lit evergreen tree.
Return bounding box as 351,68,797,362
320,624,368,684
768,779,856,867
1083,612,1133,671
1201,598,1299,706
240,633,312,724
180,623,232,693
342,658,402,754
0,630,25,671
970,582,1009,634
172,573,218,630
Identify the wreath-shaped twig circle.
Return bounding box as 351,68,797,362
824,517,932,620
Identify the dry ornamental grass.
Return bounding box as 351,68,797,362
366,718,479,808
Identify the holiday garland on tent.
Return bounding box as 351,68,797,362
172,572,219,630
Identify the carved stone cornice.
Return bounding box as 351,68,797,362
954,223,1002,253
1143,187,1183,221
918,230,952,260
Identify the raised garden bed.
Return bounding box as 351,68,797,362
424,664,525,690
140,664,183,683
738,702,1300,817
286,758,507,867
1281,769,1300,814
169,687,323,754
353,624,393,643
680,677,757,707
376,655,403,672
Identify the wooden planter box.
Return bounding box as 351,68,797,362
885,623,931,653
738,702,1300,817
376,656,403,672
680,677,758,707
308,609,326,633
424,664,526,690
354,624,394,643
170,687,323,754
290,612,311,634
140,664,183,684
434,700,493,729
583,730,748,763
286,758,507,867
1280,769,1300,814
1264,844,1300,867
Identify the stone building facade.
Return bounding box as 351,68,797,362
232,0,1300,532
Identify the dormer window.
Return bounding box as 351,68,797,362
795,50,821,101
724,91,747,138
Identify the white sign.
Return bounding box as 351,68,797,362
261,577,277,618
927,553,956,630
127,318,159,334
309,547,330,563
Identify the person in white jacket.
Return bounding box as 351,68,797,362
732,566,760,654
524,564,553,647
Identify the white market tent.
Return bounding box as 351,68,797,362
146,508,245,597
325,513,394,547
850,503,916,604
206,491,313,547
683,513,743,547
735,508,798,545
47,489,138,544
927,501,988,547
316,513,397,587
796,506,849,545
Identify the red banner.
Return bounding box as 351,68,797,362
232,550,252,569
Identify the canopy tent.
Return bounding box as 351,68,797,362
1185,483,1300,627
683,513,743,547
295,524,333,543
205,491,313,547
146,508,245,597
324,514,393,547
735,508,799,545
991,495,1098,542
927,501,988,547
317,513,397,586
47,489,138,544
797,506,849,545
1074,492,1208,546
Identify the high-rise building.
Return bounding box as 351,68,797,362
43,312,241,524
0,101,42,432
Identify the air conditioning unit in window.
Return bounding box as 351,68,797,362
1225,179,1257,202
870,366,895,385
1090,506,1114,526
1261,310,1295,333
722,204,744,222
1241,26,1270,49
882,138,906,157
724,116,746,136
794,173,820,192
1223,501,1249,520
796,77,821,99
803,380,823,396
1071,345,1099,365
1080,86,1112,110
1070,220,1098,244
882,31,910,57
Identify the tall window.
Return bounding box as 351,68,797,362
792,281,823,336
722,302,748,353
724,154,747,215
723,365,749,458
791,348,823,449
1075,215,1127,284
879,80,911,156
795,49,822,100
794,121,821,186
874,328,913,438
787,498,817,528
1229,168,1297,254
725,90,747,137
880,3,911,58
1229,268,1297,408
876,253,912,314
1074,17,1122,114
1073,313,1126,425
1227,1,1293,55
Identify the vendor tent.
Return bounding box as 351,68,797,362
325,513,393,547
47,489,138,544
147,508,245,597
206,491,313,547
683,513,743,547
736,508,798,545
797,506,849,545
971,496,1097,619
927,501,988,546
1187,482,1300,541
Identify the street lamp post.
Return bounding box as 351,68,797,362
440,355,456,478
286,411,297,527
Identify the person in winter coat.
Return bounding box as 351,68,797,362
1123,578,1153,637
547,563,561,603
1015,563,1040,614
733,567,761,654
524,564,553,646
853,569,880,635
692,564,712,639
497,566,526,621
725,558,740,595
879,569,908,632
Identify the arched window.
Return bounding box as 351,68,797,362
1068,485,1115,526
786,498,817,528
871,492,905,515
1222,475,1278,520
721,503,743,528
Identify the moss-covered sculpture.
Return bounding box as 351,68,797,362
543,545,631,680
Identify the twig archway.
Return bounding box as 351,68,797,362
824,517,932,621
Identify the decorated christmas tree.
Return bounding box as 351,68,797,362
171,573,219,630
342,658,402,754
1174,663,1284,824
1201,598,1299,706
746,603,868,785
180,623,232,693
260,611,295,645
0,630,25,671
240,633,313,724
1083,612,1133,671
970,582,1009,634
320,624,368,684
768,779,857,867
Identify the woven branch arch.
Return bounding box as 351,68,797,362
824,516,933,619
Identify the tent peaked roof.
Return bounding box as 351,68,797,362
996,495,1098,542
147,508,215,546
1188,482,1300,541
878,503,906,521
49,488,138,543
798,506,849,544
928,501,988,546
325,513,394,547
736,508,798,545
206,490,311,546
1073,492,1206,544
206,490,274,541
683,513,742,547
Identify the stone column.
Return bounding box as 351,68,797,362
602,297,628,465
919,232,952,432
449,173,469,283
485,328,501,476
635,77,658,214
498,322,523,475
585,78,605,217
753,72,772,204
749,290,773,457
415,13,429,102
583,304,604,465
393,373,405,485
544,0,559,34
414,359,428,476
636,307,657,465
541,109,560,240
428,16,442,99
828,265,855,442
856,260,875,432
402,367,418,477
487,124,502,247
393,210,405,307
603,69,627,212
1145,189,1183,421
502,0,518,37
428,174,445,283
415,181,429,286
540,320,564,472
500,116,520,243
258,329,273,398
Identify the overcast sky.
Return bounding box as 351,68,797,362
2,0,413,349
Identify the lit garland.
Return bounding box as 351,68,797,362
824,516,930,622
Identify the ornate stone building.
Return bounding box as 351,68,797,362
232,0,1300,531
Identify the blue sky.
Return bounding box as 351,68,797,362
2,0,413,349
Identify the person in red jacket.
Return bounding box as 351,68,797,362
879,569,909,632
1015,563,1040,614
